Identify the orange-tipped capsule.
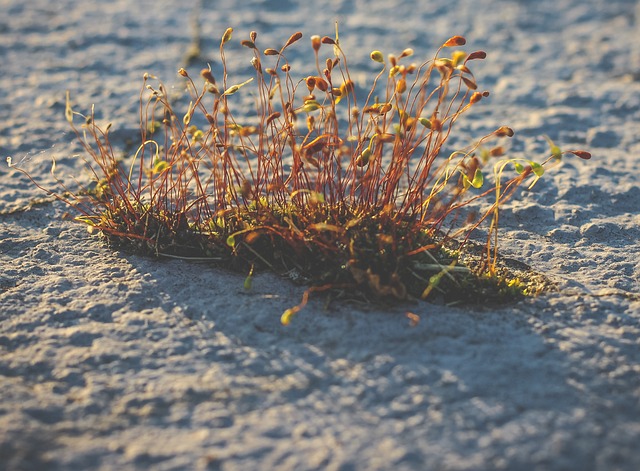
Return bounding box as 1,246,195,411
465,51,487,62
240,179,252,199
305,76,317,92
377,133,395,143
470,92,483,104
311,35,321,52
379,103,392,114
489,146,505,157
266,111,281,126
462,77,477,90
326,58,333,72
284,31,303,48
496,126,515,137
443,35,466,47
569,150,591,160
355,147,372,167
200,68,216,83
399,48,414,58
340,80,355,95
315,76,329,92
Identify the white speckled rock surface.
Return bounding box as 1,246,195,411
1,1,639,470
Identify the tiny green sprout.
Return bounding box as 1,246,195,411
451,50,467,67
65,91,73,124
222,78,254,96
356,147,372,167
147,121,161,134
152,159,169,174
418,117,432,129
227,123,243,134
50,157,58,179
281,307,300,326
507,278,521,288
399,48,414,58
309,191,325,204
468,168,484,189
221,27,233,46
513,160,543,180
370,50,385,63
421,272,443,300
300,99,321,113
544,135,563,160
183,101,194,125
435,58,453,68
530,161,544,177
251,196,268,209
244,265,254,290
420,260,457,299
192,129,204,142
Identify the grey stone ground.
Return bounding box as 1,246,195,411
1,1,639,469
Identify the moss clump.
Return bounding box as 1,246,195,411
13,26,589,324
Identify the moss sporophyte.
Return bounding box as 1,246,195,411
11,26,591,325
